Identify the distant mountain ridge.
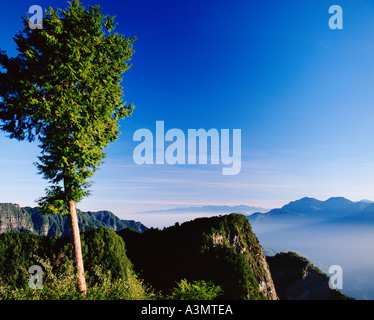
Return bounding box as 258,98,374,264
0,203,147,236
138,204,268,215
247,197,374,224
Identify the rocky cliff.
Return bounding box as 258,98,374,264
0,203,147,236
0,203,35,234
210,215,278,300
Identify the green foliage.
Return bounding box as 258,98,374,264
80,227,133,282
0,0,136,212
0,229,223,300
0,227,132,288
0,233,59,287
0,256,152,300
169,279,223,300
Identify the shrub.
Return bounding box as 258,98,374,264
169,279,223,300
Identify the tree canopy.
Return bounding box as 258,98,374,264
0,0,136,213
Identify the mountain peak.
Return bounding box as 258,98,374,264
248,196,374,224
281,197,322,211
325,196,351,203
357,199,374,203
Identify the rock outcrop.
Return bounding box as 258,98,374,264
211,218,278,300
0,203,34,233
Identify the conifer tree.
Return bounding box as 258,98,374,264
0,0,136,295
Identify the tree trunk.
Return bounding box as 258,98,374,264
67,199,87,296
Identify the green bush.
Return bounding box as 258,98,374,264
169,279,223,300
81,227,133,283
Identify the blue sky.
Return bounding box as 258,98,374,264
1,0,374,227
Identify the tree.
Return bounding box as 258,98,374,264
0,0,136,295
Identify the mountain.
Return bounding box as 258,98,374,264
0,211,350,300
247,197,374,300
267,252,352,300
118,213,278,300
247,197,374,224
0,203,147,236
138,204,268,215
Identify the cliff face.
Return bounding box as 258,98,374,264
267,252,352,300
0,203,34,234
210,216,278,300
0,203,147,236
119,213,278,300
